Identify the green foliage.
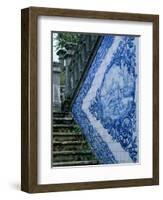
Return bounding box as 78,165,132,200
72,126,81,133
55,32,80,50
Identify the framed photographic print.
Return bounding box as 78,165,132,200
21,7,159,193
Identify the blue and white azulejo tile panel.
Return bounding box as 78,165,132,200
72,35,139,164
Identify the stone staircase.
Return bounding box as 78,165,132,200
52,112,99,167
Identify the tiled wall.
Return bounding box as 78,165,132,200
72,35,139,165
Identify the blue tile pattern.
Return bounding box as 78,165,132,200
72,35,139,164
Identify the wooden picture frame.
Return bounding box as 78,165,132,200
21,6,159,193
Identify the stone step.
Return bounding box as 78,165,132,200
53,140,89,151
53,141,86,145
53,124,80,132
53,112,65,118
53,116,73,120
53,117,74,124
53,132,82,136
52,133,83,141
52,160,99,167
52,150,96,162
53,150,92,155
53,124,78,128
53,112,72,118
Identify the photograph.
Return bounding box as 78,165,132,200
51,32,139,167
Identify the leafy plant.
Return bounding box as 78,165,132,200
54,32,80,50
